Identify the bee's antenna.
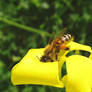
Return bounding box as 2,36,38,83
36,56,40,60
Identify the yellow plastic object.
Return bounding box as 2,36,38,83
11,41,92,91
67,42,91,51
11,48,64,88
62,55,92,92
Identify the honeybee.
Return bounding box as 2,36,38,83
40,32,73,62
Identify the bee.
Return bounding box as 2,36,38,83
40,33,73,62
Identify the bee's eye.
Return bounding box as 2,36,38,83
44,57,47,61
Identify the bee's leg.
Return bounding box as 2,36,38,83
48,57,53,62
49,58,53,62
50,59,53,62
65,47,70,50
55,53,58,61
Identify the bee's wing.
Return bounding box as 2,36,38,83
54,27,67,39
48,27,67,45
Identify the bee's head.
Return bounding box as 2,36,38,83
40,56,48,62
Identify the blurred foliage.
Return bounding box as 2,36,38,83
0,0,92,92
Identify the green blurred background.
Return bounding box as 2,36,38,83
0,0,92,92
